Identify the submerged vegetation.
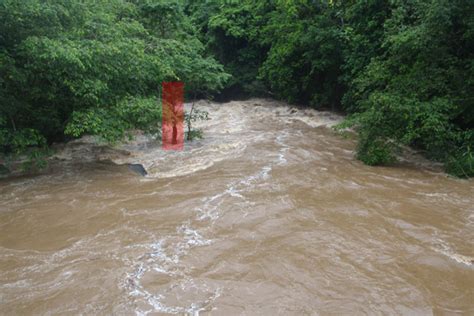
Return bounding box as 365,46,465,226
1,0,473,177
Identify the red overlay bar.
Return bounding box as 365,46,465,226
162,82,184,150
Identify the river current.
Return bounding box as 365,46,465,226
1,99,473,315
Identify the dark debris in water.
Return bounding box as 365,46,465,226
128,164,147,176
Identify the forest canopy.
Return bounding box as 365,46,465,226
0,0,229,153
1,0,473,177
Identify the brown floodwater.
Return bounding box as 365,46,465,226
1,99,473,315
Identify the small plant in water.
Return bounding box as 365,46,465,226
185,101,210,141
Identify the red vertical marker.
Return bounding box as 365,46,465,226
162,82,184,150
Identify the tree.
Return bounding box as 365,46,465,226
0,0,229,163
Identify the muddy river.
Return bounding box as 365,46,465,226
1,99,473,315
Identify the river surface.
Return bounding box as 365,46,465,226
1,99,473,315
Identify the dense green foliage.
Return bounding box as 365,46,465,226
0,0,228,158
189,0,473,177
1,0,473,177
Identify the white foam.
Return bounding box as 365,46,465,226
124,222,216,314
432,238,473,267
